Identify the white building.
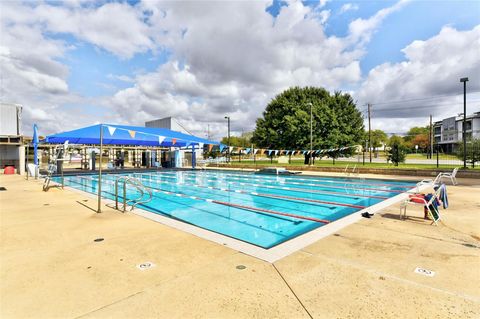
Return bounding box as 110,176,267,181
0,103,25,174
433,112,480,153
145,117,203,168
145,117,193,135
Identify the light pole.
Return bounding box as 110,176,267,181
307,102,313,165
460,77,468,169
225,116,230,163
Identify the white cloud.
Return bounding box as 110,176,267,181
348,0,411,45
105,0,376,137
356,25,480,132
340,3,359,14
0,0,417,137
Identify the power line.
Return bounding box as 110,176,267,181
368,90,480,106
363,100,480,113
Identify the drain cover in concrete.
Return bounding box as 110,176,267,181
414,267,435,277
137,262,155,270
236,265,246,270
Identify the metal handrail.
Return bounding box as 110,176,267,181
114,176,152,212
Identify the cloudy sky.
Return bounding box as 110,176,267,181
1,0,479,139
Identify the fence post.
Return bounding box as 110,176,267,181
472,144,475,169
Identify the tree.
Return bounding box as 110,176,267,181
456,138,480,167
220,134,251,148
370,129,388,153
251,87,364,161
404,126,429,143
410,134,430,151
386,135,407,166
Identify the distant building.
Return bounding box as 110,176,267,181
145,117,203,166
433,112,480,153
145,117,193,135
0,103,25,174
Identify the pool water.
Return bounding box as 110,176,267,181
53,170,416,248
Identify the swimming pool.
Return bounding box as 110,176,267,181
53,170,416,249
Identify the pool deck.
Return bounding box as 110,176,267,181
1,172,479,318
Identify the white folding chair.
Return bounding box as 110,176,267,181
400,185,443,225
437,167,459,185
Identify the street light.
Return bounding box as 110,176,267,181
225,116,230,163
307,102,313,165
460,77,469,169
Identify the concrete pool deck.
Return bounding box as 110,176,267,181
1,173,479,318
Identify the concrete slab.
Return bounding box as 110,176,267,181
1,174,479,318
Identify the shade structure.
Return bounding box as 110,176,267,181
43,124,219,147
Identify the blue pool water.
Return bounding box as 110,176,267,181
53,170,416,248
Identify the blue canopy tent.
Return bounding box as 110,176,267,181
43,123,219,213
43,123,218,147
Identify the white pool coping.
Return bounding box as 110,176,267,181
48,176,430,263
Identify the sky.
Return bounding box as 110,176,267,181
1,0,479,139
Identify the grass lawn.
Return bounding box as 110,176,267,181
219,158,479,170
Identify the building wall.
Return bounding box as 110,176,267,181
145,117,192,135
433,112,480,153
0,103,22,136
0,103,25,174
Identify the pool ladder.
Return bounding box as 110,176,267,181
114,176,153,212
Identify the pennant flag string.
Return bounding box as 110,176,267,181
107,126,116,136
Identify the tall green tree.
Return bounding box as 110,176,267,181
369,129,388,153
251,87,364,155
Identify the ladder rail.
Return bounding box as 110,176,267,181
114,176,153,212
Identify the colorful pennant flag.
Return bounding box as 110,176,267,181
128,130,136,138
208,144,214,152
107,126,116,136
274,150,279,156
158,136,166,145
245,148,251,154
172,138,177,145
253,149,258,155
260,149,265,155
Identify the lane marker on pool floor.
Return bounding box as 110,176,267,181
134,173,365,209
87,175,332,224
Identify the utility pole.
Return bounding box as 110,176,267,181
429,114,433,159
460,77,469,169
368,103,372,163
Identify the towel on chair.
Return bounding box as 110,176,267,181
424,193,441,220
434,184,449,209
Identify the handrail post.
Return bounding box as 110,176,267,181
115,179,118,210
123,182,126,212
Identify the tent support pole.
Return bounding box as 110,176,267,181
97,125,103,213
192,144,195,169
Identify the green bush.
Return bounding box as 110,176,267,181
386,135,407,166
